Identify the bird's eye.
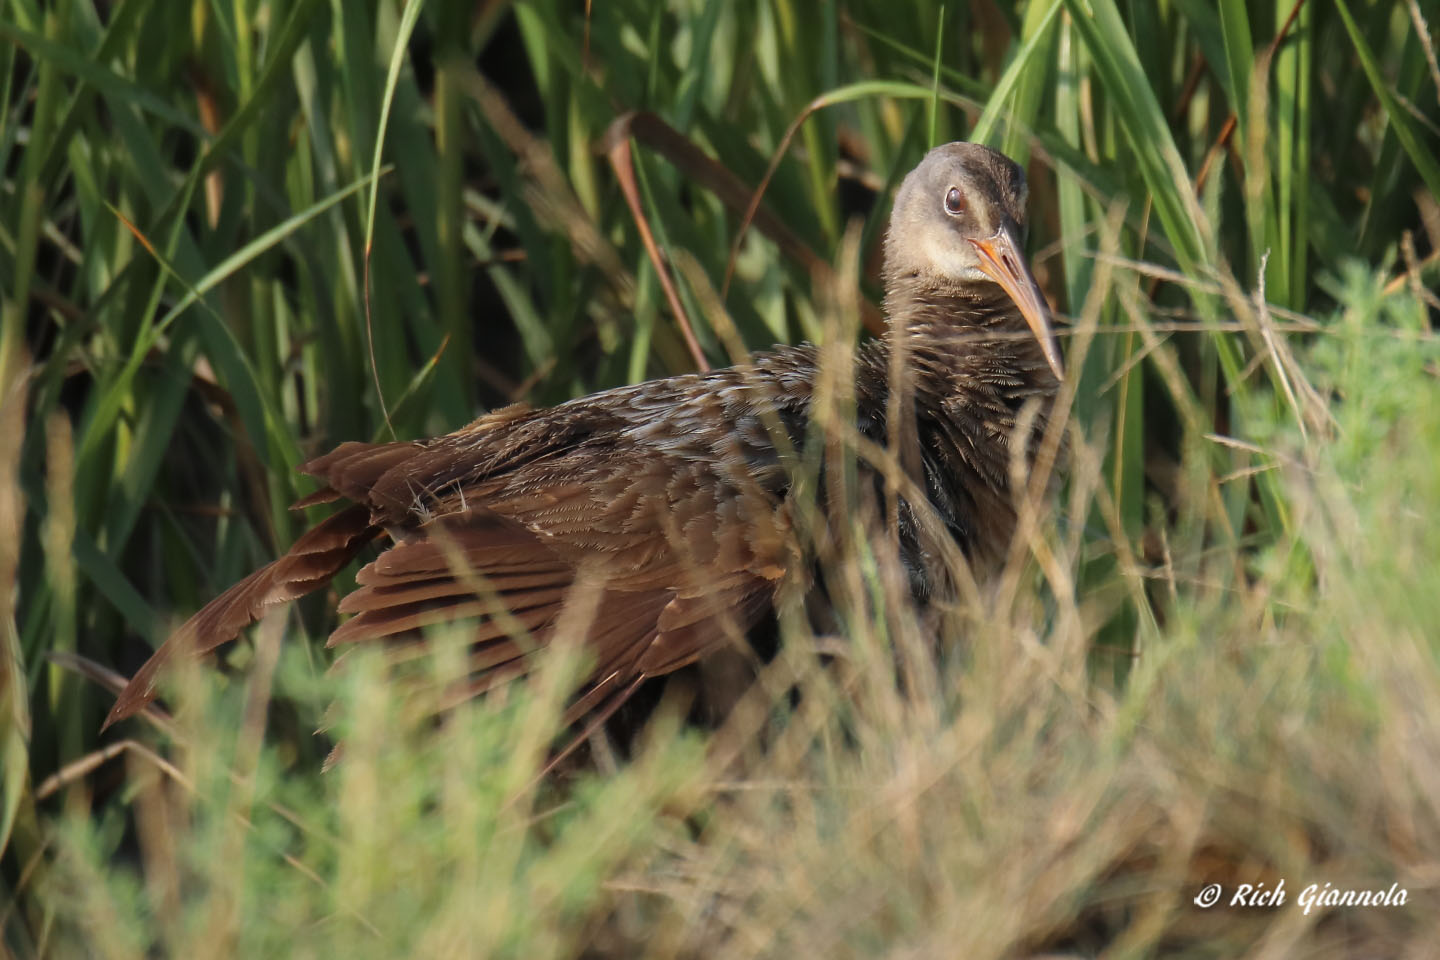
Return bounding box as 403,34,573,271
943,187,965,216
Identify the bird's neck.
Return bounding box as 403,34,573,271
859,276,1059,570
879,276,1057,402
883,273,1019,327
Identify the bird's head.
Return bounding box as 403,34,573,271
883,142,1063,380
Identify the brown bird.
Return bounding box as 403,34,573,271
104,142,1062,732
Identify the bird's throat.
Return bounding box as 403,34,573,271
881,280,1058,400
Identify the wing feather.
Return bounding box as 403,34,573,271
108,361,810,734
103,503,380,728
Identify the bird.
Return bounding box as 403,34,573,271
103,141,1063,734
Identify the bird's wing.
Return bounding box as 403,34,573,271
103,502,382,728
106,380,799,728
308,393,796,715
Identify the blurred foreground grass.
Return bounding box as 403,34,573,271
3,0,1440,956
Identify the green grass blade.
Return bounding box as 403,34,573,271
1334,0,1440,203
971,0,1063,152
1064,0,1207,272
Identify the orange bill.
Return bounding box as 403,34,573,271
967,223,1064,380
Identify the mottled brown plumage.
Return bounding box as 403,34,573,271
104,142,1062,731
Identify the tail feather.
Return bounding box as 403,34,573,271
102,504,379,730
